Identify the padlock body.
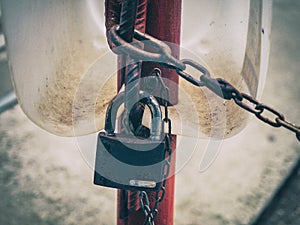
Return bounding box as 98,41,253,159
94,132,165,191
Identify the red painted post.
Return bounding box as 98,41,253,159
116,1,182,224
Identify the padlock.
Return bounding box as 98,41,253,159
94,91,166,191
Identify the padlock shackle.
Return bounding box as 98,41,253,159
104,91,163,140
104,91,125,136
139,92,163,141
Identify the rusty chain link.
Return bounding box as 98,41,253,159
108,25,186,70
233,93,300,140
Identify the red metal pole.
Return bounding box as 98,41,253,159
116,1,182,225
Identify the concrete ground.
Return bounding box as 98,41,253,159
253,159,300,225
0,0,299,224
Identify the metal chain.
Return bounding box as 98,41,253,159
108,28,300,142
175,59,300,141
139,72,173,225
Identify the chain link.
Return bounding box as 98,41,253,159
232,92,299,140
108,25,186,70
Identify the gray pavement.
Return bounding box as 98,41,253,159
252,158,300,225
